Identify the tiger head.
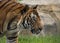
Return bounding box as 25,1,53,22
18,8,44,34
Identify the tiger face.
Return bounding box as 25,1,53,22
18,9,43,34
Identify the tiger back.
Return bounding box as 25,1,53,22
0,0,25,35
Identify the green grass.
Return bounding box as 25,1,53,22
0,35,60,43
0,36,6,43
18,35,60,43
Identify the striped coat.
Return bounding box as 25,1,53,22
0,0,43,43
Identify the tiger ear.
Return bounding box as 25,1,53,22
20,5,29,14
33,5,38,9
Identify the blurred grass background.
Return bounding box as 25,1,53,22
0,35,60,43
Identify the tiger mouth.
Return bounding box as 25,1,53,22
31,28,42,34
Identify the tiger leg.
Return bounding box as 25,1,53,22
6,19,19,43
6,33,18,43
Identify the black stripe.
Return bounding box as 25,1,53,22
11,4,24,12
2,2,17,16
2,2,16,10
0,0,11,8
7,36,17,40
7,16,17,30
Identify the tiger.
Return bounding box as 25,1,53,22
0,0,43,43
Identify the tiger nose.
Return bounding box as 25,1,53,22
31,28,42,34
31,29,35,34
36,28,42,34
36,29,40,34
